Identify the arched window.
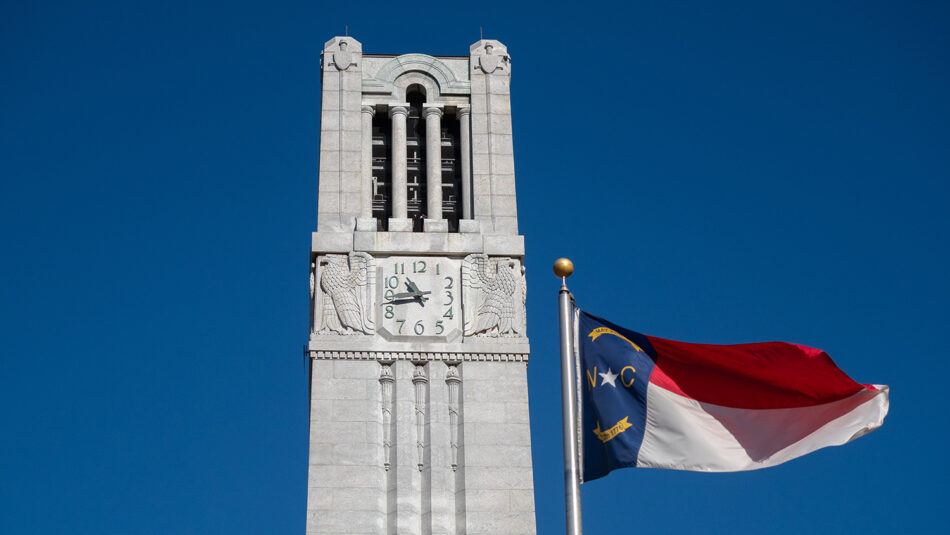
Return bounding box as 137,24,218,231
370,82,465,232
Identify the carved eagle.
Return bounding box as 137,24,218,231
462,254,522,337
318,253,374,334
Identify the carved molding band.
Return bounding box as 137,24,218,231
310,351,529,362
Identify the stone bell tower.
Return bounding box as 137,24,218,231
307,36,535,535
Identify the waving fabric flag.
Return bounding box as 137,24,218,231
577,310,889,481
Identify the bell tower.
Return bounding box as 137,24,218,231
307,37,535,535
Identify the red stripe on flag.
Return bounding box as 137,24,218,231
645,336,865,409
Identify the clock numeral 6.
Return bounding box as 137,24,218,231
414,320,424,335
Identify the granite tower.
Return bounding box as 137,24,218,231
307,36,535,535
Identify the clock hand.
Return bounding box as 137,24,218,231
390,290,432,300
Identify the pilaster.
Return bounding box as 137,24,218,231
318,37,364,233
469,40,518,235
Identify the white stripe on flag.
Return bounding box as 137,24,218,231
636,383,889,472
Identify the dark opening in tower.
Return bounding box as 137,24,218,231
406,86,427,232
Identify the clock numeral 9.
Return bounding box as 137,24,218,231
384,289,395,301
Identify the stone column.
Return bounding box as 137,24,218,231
389,105,411,231
457,106,472,221
358,104,375,229
423,105,444,223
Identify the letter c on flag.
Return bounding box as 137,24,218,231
621,365,636,387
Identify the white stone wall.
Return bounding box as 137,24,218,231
308,37,535,535
458,361,536,534
307,358,536,535
307,360,385,534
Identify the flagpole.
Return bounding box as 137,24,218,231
554,258,583,535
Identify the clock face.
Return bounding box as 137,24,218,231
376,256,462,342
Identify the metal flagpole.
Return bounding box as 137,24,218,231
554,258,583,535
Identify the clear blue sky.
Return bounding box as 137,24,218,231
2,1,947,533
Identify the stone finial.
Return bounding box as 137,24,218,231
323,36,362,71
469,39,510,74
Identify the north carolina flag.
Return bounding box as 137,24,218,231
577,310,889,481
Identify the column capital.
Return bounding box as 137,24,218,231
423,105,444,118
456,105,471,118
361,104,376,116
388,104,409,118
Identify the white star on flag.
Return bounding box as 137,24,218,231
599,368,619,387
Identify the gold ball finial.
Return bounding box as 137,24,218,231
553,258,574,278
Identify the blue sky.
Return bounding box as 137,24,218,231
1,1,947,533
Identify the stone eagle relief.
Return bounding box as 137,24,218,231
314,252,376,335
461,254,526,337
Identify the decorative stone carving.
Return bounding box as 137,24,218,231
413,365,428,471
445,365,461,472
315,252,376,335
379,364,394,471
310,262,315,298
476,43,507,74
462,254,526,337
332,40,356,71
